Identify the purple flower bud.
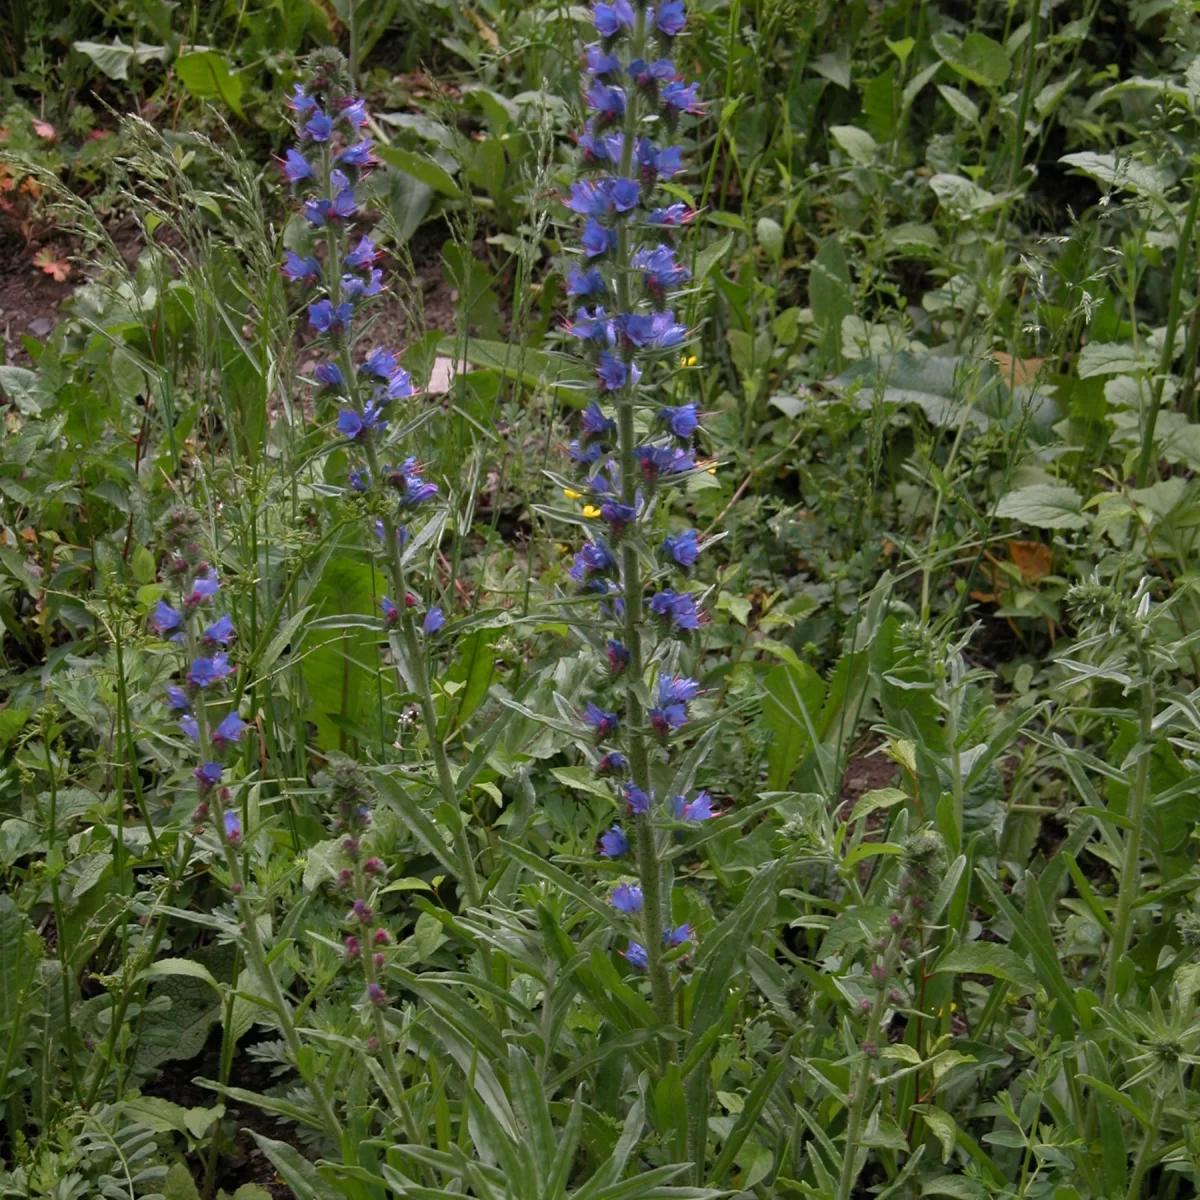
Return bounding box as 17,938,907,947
352,898,373,923
664,923,691,947
599,825,629,857
188,654,234,689
606,639,631,673
194,762,222,791
584,701,619,740
281,148,314,183
304,109,333,142
662,529,700,568
609,883,643,913
381,596,399,625
622,942,648,969
624,782,650,815
596,752,628,775
368,982,387,1006
345,935,361,958
223,809,242,844
315,361,343,389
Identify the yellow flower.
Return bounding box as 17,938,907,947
681,354,697,367
582,505,602,518
564,488,583,500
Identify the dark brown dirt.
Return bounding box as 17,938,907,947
0,235,74,365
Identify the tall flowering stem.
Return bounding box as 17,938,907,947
151,509,344,1146
280,55,481,911
565,0,706,1046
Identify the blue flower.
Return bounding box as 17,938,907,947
387,459,439,506
380,596,399,624
646,203,696,226
189,570,220,604
664,923,692,947
345,236,378,269
567,265,607,297
202,615,235,647
673,790,718,820
624,782,650,814
180,715,199,741
304,198,332,226
649,589,701,630
600,498,638,535
151,600,182,636
632,245,692,296
606,639,631,673
338,139,373,167
315,362,344,389
659,675,701,704
570,439,604,464
649,702,687,738
337,405,385,441
584,701,619,739
387,369,414,401
423,607,445,634
342,269,383,301
657,0,687,36
596,351,639,392
213,711,246,746
580,400,617,444
304,109,333,141
223,809,242,843
628,57,677,87
194,761,223,788
349,468,370,492
662,80,704,115
165,685,191,712
635,139,684,181
582,218,619,258
593,0,634,37
282,148,313,183
341,97,368,128
662,529,700,567
282,251,320,283
570,541,616,583
188,654,234,689
599,825,629,856
578,122,623,163
309,299,352,333
584,82,626,121
362,347,398,379
617,311,687,350
584,45,622,77
569,306,615,346
623,941,649,969
331,187,358,220
287,84,317,114
566,177,640,217
596,751,628,775
609,883,643,913
659,403,700,439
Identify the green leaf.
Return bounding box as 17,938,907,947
0,366,50,414
932,31,1010,88
756,216,785,261
550,766,615,801
377,145,462,197
762,662,825,790
1060,151,1172,199
915,1106,958,1163
1076,342,1147,378
175,51,244,116
809,236,854,371
131,545,157,585
248,1133,341,1199
995,484,1090,530
73,38,168,81
933,942,1038,994
146,957,221,990
849,787,908,822
830,124,878,164
436,337,590,400
163,1162,201,1200
694,231,734,282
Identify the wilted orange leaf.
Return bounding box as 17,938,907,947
1008,539,1051,583
992,352,1045,387
31,118,56,142
33,247,71,282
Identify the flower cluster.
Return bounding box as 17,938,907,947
562,0,713,982
325,761,393,1021
151,508,247,848
279,54,445,640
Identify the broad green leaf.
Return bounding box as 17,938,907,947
73,39,167,81
1076,341,1147,378
377,145,462,197
1060,151,1172,199
932,31,1010,88
933,942,1038,994
830,124,878,164
248,1132,341,1199
175,51,244,116
995,484,1090,529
